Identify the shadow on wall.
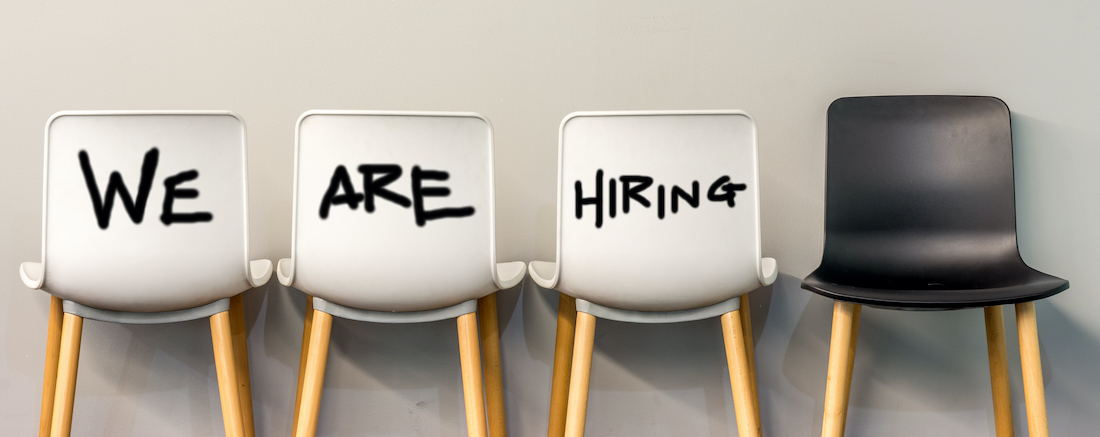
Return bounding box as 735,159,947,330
521,275,775,437
779,276,1100,434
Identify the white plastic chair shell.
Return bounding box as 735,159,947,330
20,111,271,316
529,110,776,317
277,111,524,314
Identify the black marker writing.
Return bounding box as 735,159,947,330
707,176,747,207
671,181,699,213
319,165,364,218
619,175,653,214
318,163,475,226
575,169,603,228
412,166,475,227
80,148,158,229
161,170,213,225
358,164,411,212
574,170,747,228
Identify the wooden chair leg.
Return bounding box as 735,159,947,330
292,295,315,432
1016,302,1049,437
821,301,859,437
458,312,489,437
723,309,762,437
295,309,333,437
229,294,256,437
984,306,1015,437
548,294,577,437
39,296,64,437
841,304,861,425
738,294,761,426
211,311,245,437
49,313,83,437
478,294,507,437
563,311,596,437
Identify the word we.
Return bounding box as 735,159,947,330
576,169,746,228
319,164,474,226
79,147,212,229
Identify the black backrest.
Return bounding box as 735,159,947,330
820,96,1028,289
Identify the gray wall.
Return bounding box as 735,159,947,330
2,1,1098,435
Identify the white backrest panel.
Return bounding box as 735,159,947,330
43,113,251,313
557,112,762,312
291,112,495,312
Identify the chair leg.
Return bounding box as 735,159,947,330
563,311,596,437
821,301,860,437
548,294,577,437
722,309,762,437
211,311,245,437
39,296,64,437
49,313,83,437
738,294,761,426
1016,302,1049,437
292,295,315,433
229,294,256,437
294,309,333,437
984,306,1015,437
458,312,489,437
841,305,861,425
478,294,507,437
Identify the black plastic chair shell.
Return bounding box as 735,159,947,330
802,95,1068,309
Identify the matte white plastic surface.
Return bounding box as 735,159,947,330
284,111,523,312
546,111,770,312
33,112,264,313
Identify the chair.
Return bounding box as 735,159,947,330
278,110,525,437
802,96,1069,437
20,111,273,437
530,110,777,437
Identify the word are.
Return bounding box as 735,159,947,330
79,147,212,229
319,164,474,226
575,169,746,228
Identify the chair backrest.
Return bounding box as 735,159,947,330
554,111,764,312
820,96,1029,288
41,112,253,313
286,111,497,312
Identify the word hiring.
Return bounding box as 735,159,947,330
575,169,747,228
319,164,474,226
79,147,212,230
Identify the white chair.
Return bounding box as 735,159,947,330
279,111,525,437
20,111,272,437
530,111,777,437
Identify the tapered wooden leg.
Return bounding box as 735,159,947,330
723,309,763,437
211,311,245,437
738,294,761,426
458,312,489,437
841,304,861,425
548,294,577,437
292,295,315,433
295,309,332,437
49,313,82,437
478,294,507,437
1016,302,1049,437
563,311,596,437
39,296,64,437
984,306,1015,437
821,301,859,437
229,294,256,437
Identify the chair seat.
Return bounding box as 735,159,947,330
801,267,1068,310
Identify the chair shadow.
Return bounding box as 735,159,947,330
260,279,527,437
523,275,774,437
777,270,1100,435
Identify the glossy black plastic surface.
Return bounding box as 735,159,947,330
802,96,1068,309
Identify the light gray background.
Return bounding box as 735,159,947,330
1,1,1097,436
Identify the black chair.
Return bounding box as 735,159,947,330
802,95,1068,437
